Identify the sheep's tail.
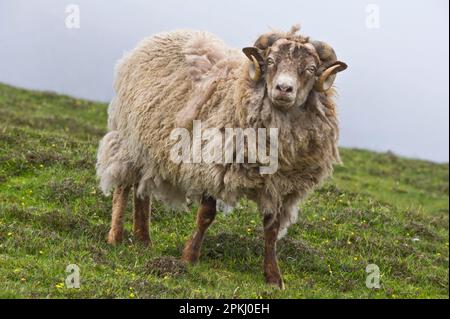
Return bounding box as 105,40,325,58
96,131,134,195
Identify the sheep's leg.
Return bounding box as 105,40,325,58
263,214,285,289
107,185,131,245
181,196,217,264
133,185,151,245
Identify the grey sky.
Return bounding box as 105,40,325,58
0,0,448,162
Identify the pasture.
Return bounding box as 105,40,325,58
0,83,448,298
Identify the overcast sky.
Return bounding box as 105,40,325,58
0,0,448,162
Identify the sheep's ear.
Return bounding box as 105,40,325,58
242,47,265,82
314,61,347,92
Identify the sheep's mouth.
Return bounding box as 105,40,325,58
272,97,295,108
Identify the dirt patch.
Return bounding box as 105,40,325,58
90,246,113,266
203,232,261,260
278,237,322,259
145,256,187,277
47,178,87,205
404,221,439,240
130,279,192,299
25,150,68,166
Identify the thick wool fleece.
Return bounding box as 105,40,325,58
96,29,341,236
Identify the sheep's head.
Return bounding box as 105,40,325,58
242,26,347,110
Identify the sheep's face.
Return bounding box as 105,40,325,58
264,39,319,110
242,30,347,111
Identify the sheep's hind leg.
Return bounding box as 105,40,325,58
107,185,131,245
182,195,217,264
133,185,151,245
263,214,285,289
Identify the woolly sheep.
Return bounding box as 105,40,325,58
96,25,348,288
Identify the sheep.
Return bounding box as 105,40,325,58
96,25,347,289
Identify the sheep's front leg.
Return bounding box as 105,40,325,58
182,196,217,264
107,185,131,245
133,185,151,245
263,214,285,289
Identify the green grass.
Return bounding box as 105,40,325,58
0,82,448,299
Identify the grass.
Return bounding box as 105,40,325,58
0,82,448,299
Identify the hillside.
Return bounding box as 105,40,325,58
0,82,448,298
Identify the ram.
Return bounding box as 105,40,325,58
96,25,347,288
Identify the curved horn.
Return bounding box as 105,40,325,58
254,33,283,50
311,40,347,91
248,55,261,82
310,40,337,63
314,62,347,92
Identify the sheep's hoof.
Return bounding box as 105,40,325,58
181,238,201,264
181,249,200,265
181,253,200,265
107,230,123,245
135,235,152,247
265,274,285,290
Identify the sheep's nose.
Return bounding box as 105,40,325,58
276,83,294,93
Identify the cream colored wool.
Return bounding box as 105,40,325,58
96,29,341,237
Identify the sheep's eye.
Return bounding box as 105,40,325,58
306,65,317,74
267,58,275,65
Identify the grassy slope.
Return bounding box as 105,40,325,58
0,82,448,299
